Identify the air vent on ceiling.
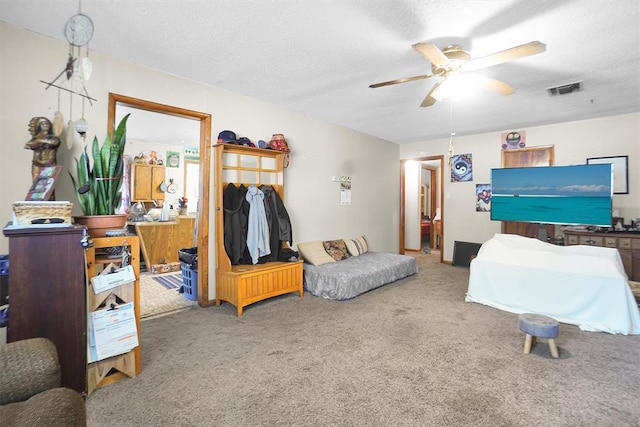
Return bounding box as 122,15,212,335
547,81,583,96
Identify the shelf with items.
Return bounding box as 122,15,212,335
213,144,303,316
84,235,141,394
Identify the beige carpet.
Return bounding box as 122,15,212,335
139,271,197,319
87,252,640,426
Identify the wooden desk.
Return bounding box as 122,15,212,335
133,216,196,268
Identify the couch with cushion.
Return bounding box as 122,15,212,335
0,337,86,426
298,236,418,300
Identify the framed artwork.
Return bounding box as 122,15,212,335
167,151,180,168
500,130,526,150
587,155,629,194
450,153,473,182
475,184,491,212
25,166,62,201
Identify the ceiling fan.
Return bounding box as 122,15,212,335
369,41,546,107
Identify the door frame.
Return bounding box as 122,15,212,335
108,93,212,305
399,155,444,264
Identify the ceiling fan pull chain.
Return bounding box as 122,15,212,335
448,99,455,168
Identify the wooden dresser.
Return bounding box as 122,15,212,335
564,230,640,281
3,225,87,393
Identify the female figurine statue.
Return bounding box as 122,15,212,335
25,117,61,183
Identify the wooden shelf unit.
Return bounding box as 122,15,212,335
213,144,303,316
564,230,640,281
84,235,141,394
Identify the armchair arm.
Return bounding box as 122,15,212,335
0,338,61,405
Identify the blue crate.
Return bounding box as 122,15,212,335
180,262,198,301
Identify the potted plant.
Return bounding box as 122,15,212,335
70,114,130,236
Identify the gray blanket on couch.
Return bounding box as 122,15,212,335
303,252,418,300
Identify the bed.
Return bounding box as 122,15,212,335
304,252,418,300
466,233,640,335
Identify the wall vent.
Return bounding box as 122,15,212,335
547,81,583,96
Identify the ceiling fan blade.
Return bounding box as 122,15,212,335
463,41,546,72
412,43,450,67
420,82,443,107
369,74,432,88
473,75,514,95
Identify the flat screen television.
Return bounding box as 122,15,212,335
491,164,613,227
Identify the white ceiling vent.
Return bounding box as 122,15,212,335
547,81,583,96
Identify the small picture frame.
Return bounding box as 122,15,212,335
632,218,640,230
587,155,629,194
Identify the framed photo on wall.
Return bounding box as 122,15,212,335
587,155,629,194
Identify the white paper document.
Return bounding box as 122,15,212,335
91,264,136,294
88,302,139,362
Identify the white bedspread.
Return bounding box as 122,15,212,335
466,233,640,335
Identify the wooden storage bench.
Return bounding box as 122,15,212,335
216,260,303,316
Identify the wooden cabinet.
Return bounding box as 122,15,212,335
134,215,196,268
3,225,87,393
132,163,166,202
564,230,640,281
213,144,303,316
84,235,141,394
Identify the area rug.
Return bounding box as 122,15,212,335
139,272,197,319
152,272,183,290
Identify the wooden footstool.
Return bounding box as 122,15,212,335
518,313,559,358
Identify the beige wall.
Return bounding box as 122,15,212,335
0,23,400,266
400,112,640,261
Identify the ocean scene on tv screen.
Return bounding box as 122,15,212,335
491,164,612,226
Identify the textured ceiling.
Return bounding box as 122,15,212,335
1,0,639,144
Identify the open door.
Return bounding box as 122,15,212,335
400,155,444,263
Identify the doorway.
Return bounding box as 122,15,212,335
107,93,212,306
400,155,444,264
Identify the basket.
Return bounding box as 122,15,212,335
180,262,198,301
12,201,73,225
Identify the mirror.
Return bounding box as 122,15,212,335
108,93,212,304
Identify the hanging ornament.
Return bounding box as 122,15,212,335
79,56,93,81
74,98,88,141
53,88,64,136
447,99,456,168
66,91,75,149
79,45,92,80
448,132,456,169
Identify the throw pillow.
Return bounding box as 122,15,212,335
344,236,369,256
297,241,336,266
322,239,351,261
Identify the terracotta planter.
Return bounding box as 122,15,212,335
74,214,128,237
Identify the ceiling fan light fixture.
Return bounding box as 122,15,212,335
432,73,479,101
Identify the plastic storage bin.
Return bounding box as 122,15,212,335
180,262,198,301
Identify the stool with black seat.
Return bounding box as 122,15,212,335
518,313,560,358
